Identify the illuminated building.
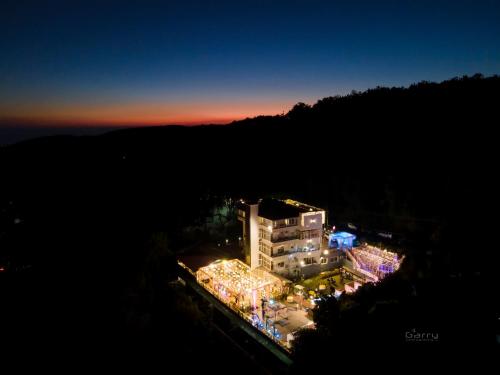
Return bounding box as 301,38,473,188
237,198,341,278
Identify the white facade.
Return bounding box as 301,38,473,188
249,203,260,269
239,199,340,278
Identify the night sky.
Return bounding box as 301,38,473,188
1,0,499,132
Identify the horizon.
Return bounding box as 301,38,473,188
0,73,496,145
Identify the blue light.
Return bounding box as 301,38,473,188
328,231,356,250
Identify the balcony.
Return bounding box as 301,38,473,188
270,246,321,258
271,234,299,243
273,222,297,229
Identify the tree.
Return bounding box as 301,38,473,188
286,102,312,121
313,295,340,335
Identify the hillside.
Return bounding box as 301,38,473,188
0,74,495,360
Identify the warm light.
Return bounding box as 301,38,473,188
307,252,312,256
300,261,305,266
267,225,272,231
323,250,329,255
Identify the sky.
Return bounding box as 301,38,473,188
1,0,499,134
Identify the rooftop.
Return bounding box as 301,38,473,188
330,231,356,239
258,198,323,220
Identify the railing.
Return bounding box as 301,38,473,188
177,263,293,369
195,272,291,352
273,222,297,229
270,247,321,257
271,235,299,243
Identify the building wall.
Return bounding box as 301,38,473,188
240,199,334,278
237,202,259,268
249,204,259,269
237,204,251,265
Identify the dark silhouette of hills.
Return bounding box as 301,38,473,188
0,74,495,365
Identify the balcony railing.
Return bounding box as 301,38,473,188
271,235,299,243
270,247,321,257
273,222,297,229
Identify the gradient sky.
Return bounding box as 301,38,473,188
1,0,499,127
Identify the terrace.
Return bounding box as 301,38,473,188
196,259,286,310
196,258,315,349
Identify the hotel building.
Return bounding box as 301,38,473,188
237,198,342,278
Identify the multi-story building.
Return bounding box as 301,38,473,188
237,198,342,278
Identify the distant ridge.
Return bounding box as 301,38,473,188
1,73,498,146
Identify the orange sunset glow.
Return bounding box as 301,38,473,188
0,99,295,127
